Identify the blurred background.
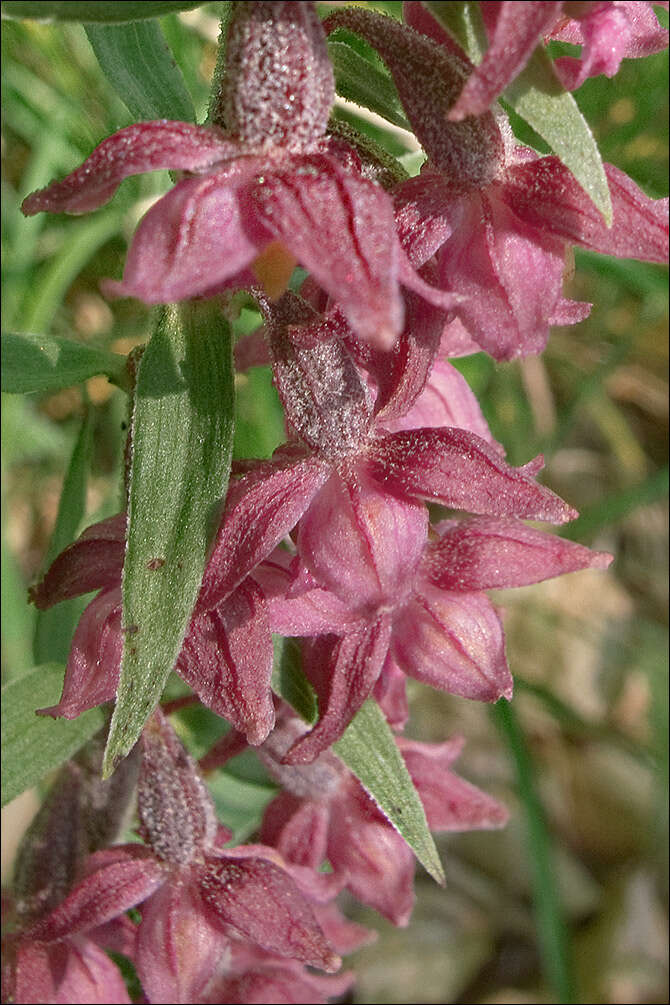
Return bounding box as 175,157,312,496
2,3,668,1002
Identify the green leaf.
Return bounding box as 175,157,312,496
271,636,318,725
423,2,612,225
34,411,95,665
335,699,445,885
104,301,235,775
1,2,204,23
1,663,107,806
208,772,278,844
328,39,411,131
502,49,612,226
85,20,195,123
1,331,128,394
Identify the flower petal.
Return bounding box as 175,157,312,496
29,514,125,610
22,121,236,216
391,589,513,702
367,427,577,522
423,516,612,591
177,580,275,746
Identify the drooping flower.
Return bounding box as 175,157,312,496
25,712,342,1004
325,7,669,359
406,2,670,119
20,1,450,350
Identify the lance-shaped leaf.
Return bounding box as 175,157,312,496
104,301,234,775
335,699,445,885
1,1,205,22
328,39,411,131
1,332,128,394
85,20,195,124
1,663,106,806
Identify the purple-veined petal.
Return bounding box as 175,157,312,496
198,453,330,612
104,165,266,304
22,121,236,216
197,855,340,972
260,793,331,872
373,652,409,731
25,847,165,943
393,170,455,269
222,2,334,149
398,736,509,830
284,618,393,765
391,589,513,702
366,426,577,522
297,470,428,611
12,938,132,1005
38,587,122,719
29,514,125,610
204,943,354,1005
177,581,275,746
503,158,669,263
422,516,612,591
135,877,225,1005
249,154,406,349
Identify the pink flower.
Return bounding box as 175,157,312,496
20,2,441,350
25,713,341,1004
251,715,508,925
325,7,669,359
406,2,670,118
261,516,611,762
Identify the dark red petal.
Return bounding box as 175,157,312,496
198,856,340,972
198,454,330,612
367,427,577,523
29,514,125,610
178,581,275,746
503,158,669,263
423,516,612,591
22,121,236,216
284,618,393,765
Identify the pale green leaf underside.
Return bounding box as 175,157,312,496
329,39,411,131
2,1,204,23
1,331,127,394
1,663,107,806
104,302,234,775
85,20,195,124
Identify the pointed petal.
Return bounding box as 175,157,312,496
367,427,577,522
104,166,264,304
198,454,330,611
423,516,612,591
26,847,164,942
260,793,331,871
398,736,509,830
178,581,275,745
503,158,669,263
197,855,340,972
22,121,236,216
249,154,406,349
13,939,132,1005
284,618,393,765
38,587,122,719
448,2,563,120
391,590,513,702
29,514,125,610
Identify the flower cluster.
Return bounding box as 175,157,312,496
9,2,668,1003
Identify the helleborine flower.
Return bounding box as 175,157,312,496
29,514,276,745
325,7,669,359
253,716,507,926
404,1,670,120
262,518,612,763
20,1,440,349
25,713,341,1005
